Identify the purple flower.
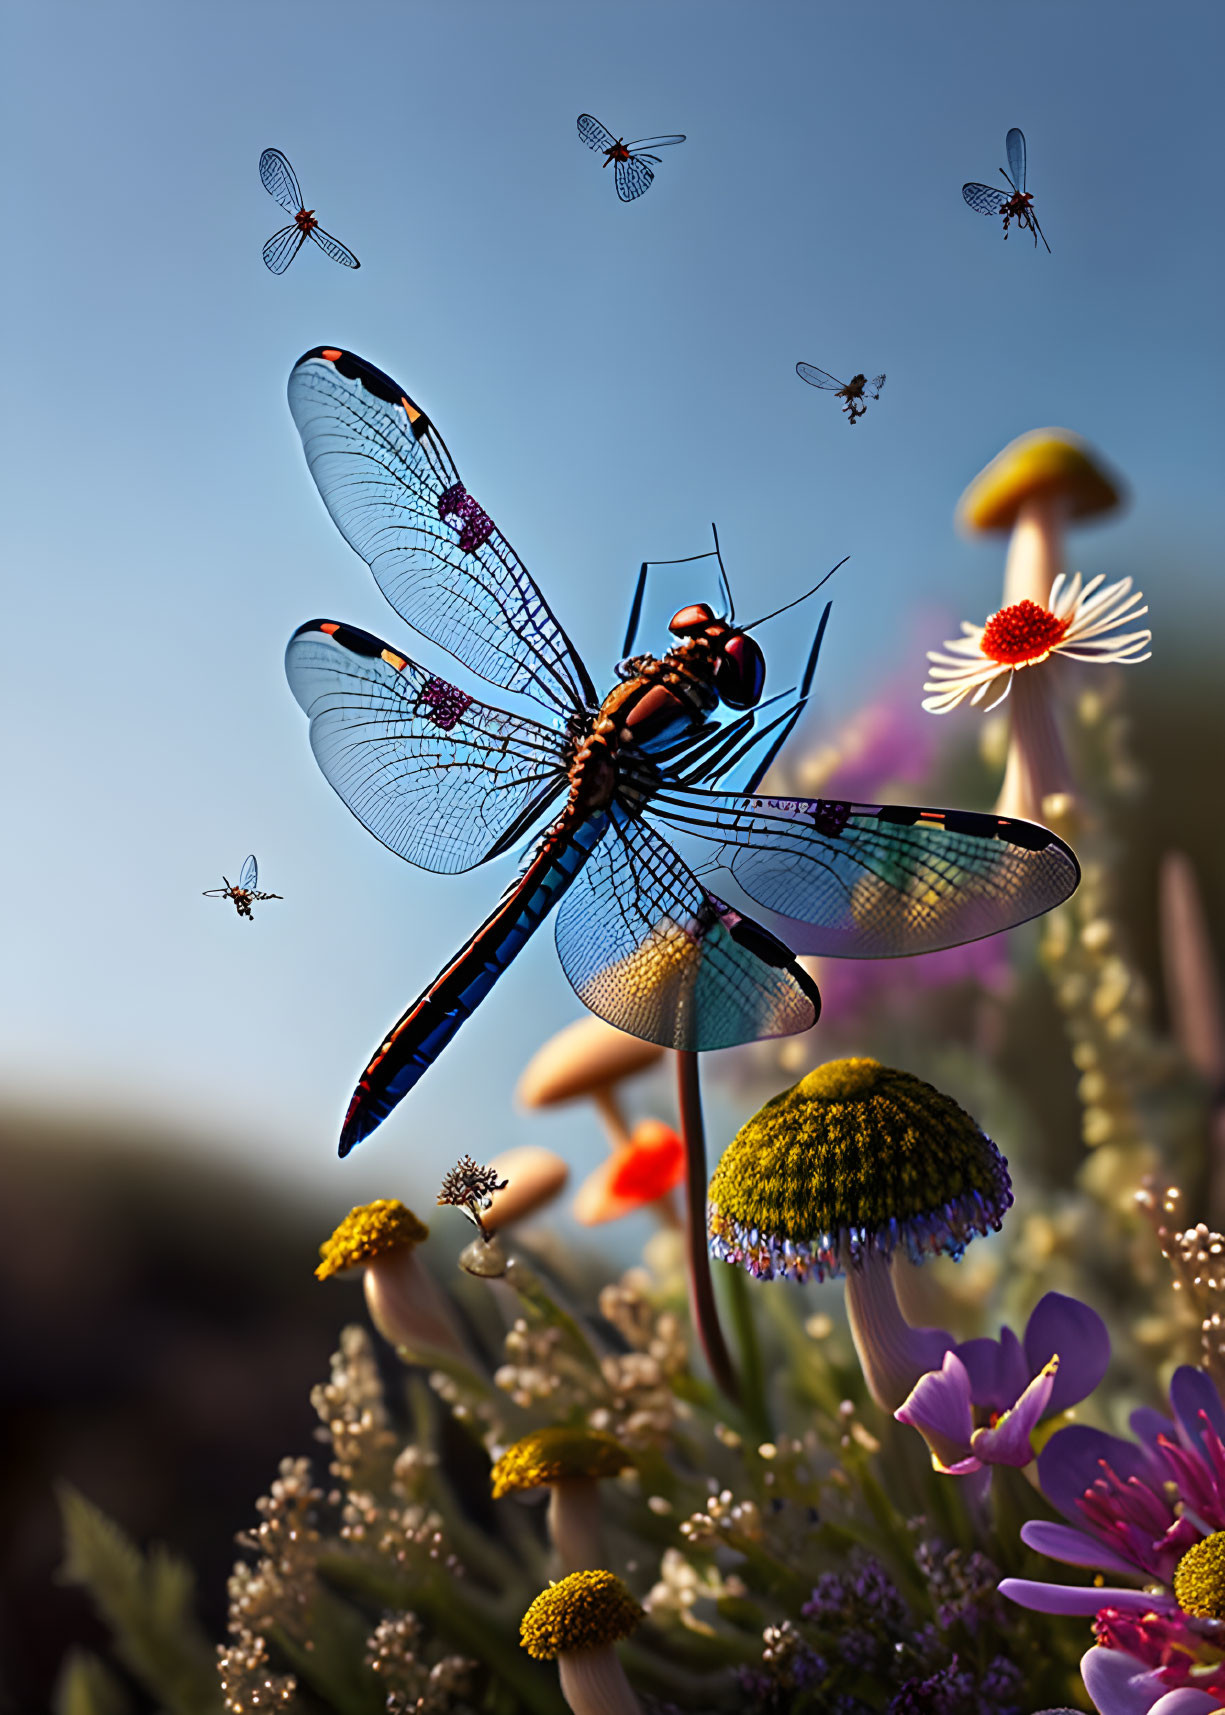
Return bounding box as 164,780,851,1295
1078,1642,1225,1714
1001,1365,1225,1712
895,1291,1110,1475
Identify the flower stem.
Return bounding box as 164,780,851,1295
722,1261,772,1443
675,1050,741,1410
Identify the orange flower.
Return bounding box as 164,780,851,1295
573,1120,684,1225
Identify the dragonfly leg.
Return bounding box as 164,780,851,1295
620,534,726,659
621,561,651,658
736,600,833,793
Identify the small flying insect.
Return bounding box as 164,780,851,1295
203,855,282,921
259,147,360,275
577,115,685,202
962,128,1050,252
796,365,886,425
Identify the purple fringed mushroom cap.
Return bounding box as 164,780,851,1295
707,1058,1012,1282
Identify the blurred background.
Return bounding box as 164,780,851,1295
3,0,1223,1707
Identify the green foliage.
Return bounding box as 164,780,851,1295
56,1485,223,1715
53,1650,133,1715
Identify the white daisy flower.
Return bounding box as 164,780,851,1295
922,572,1152,715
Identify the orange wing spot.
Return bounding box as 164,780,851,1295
321,348,343,361
320,622,340,635
380,649,408,671
401,397,421,422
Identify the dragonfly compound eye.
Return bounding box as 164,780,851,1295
668,603,715,637
713,632,766,710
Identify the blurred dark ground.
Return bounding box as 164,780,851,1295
0,633,1222,1714
0,1112,338,1713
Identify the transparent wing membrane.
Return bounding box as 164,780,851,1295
288,349,595,715
1006,127,1027,192
239,855,259,891
796,363,845,390
286,618,569,874
648,786,1080,956
616,156,655,201
262,224,307,274
259,148,303,213
962,182,1009,216
309,225,360,268
577,114,618,152
555,807,819,1048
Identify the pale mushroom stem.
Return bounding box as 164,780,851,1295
675,1051,741,1410
1160,852,1225,1226
364,1251,474,1364
995,666,1075,824
558,1648,644,1715
1003,492,1066,608
548,1478,605,1574
843,1251,952,1413
591,1085,634,1151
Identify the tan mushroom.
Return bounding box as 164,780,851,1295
520,1570,644,1715
517,1017,663,1151
491,1426,633,1573
483,1145,570,1231
957,428,1125,609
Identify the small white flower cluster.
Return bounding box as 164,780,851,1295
366,1612,477,1714
680,1485,763,1546
586,1271,689,1448
309,1323,397,1492
220,1457,322,1714
495,1316,588,1409
643,1546,748,1635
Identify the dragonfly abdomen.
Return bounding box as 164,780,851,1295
337,811,608,1155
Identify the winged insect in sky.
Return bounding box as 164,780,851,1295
962,127,1051,252
284,345,1080,1155
203,855,283,921
258,147,360,275
796,365,886,425
576,114,686,201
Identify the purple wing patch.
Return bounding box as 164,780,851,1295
437,482,495,556
419,676,474,732
812,800,852,838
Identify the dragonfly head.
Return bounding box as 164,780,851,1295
668,604,766,710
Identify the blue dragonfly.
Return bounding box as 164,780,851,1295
962,127,1051,252
284,347,1079,1154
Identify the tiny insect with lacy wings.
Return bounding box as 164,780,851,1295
203,855,283,921
962,128,1050,252
576,115,686,202
258,147,360,274
796,365,886,425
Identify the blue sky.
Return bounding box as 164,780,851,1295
4,0,1223,1211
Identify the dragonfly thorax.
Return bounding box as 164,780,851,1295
295,207,318,232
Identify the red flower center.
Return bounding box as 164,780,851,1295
608,1122,685,1202
980,599,1071,666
